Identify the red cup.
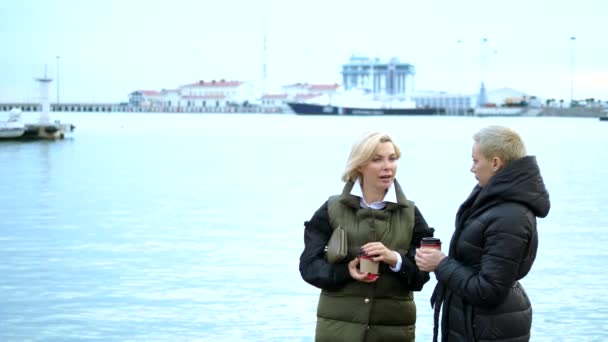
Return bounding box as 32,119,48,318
420,237,442,250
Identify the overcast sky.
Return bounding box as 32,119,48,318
0,0,606,103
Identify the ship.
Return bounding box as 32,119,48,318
287,89,444,116
287,102,443,115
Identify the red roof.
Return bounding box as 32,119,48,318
284,83,340,91
295,93,322,100
261,93,288,99
138,90,160,96
181,80,243,88
285,82,309,87
182,94,226,100
308,83,340,91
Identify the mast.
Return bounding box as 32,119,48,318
261,17,268,96
369,57,375,95
35,65,53,124
477,37,489,107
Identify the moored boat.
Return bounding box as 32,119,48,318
0,108,26,139
287,102,443,115
287,88,444,116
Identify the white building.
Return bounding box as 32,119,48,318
128,79,255,111
260,94,288,108
412,91,474,115
179,80,254,108
260,83,340,110
410,87,542,115
128,90,161,107
159,89,180,108
485,88,542,108
342,56,414,98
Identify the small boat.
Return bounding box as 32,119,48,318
0,108,26,139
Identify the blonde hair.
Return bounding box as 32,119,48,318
473,125,526,166
341,131,401,182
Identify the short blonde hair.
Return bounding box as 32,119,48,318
341,131,401,182
473,125,526,166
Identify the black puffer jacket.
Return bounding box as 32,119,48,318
432,156,550,342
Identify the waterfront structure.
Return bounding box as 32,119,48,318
27,72,75,139
341,56,415,98
260,94,288,109
260,83,340,112
410,87,548,116
0,103,126,113
178,80,254,108
477,82,488,107
287,58,445,115
5,53,585,115
412,91,474,115
129,90,161,107
35,73,53,124
128,80,255,112
281,83,339,97
1,72,75,140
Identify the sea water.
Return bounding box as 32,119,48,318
1,113,607,341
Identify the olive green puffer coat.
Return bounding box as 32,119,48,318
300,180,433,342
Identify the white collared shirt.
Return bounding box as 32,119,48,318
351,179,403,272
351,179,398,209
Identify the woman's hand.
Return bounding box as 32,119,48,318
415,248,446,272
360,242,398,267
348,257,378,283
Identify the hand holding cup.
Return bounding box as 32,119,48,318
416,237,446,272
358,250,379,280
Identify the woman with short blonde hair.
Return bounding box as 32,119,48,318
300,131,433,341
416,125,550,342
342,131,402,183
473,125,526,166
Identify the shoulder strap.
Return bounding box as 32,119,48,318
327,195,342,231
404,200,415,231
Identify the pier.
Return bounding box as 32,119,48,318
20,122,75,140
0,70,75,140
0,103,284,114
1,103,127,113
